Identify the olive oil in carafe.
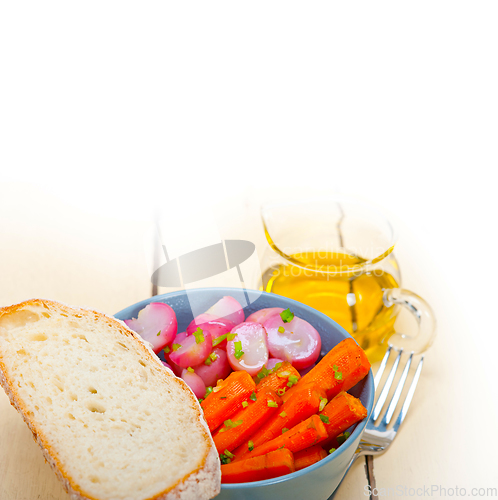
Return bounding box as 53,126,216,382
263,252,399,362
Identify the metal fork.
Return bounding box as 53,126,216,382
329,346,424,499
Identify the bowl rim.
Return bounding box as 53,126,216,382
115,287,375,489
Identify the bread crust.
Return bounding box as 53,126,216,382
0,298,221,500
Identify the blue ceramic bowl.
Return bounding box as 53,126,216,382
115,288,374,500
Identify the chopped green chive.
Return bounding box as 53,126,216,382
187,366,194,373
336,432,351,444
204,357,212,366
248,440,254,451
279,411,287,418
287,375,299,388
329,448,336,454
282,428,289,434
227,333,237,341
319,397,328,411
205,386,213,397
193,327,205,344
319,414,330,424
212,333,228,347
198,398,203,403
257,366,270,380
220,419,243,432
249,392,257,401
242,401,249,408
278,326,285,334
220,452,233,464
209,352,217,361
272,362,283,372
277,388,286,396
156,330,161,336
267,400,278,408
219,396,227,399
333,364,343,380
280,308,294,323
172,343,181,351
234,341,244,360
163,346,170,354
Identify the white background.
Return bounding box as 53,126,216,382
1,1,497,401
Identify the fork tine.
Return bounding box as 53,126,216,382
383,352,414,425
374,346,392,389
372,349,403,421
393,355,424,432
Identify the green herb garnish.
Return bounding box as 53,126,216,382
279,411,287,418
278,326,285,334
156,331,161,336
212,334,228,347
332,364,343,380
329,448,336,454
249,392,257,401
205,386,213,397
242,401,249,408
248,440,254,451
172,343,181,351
187,366,194,373
282,428,289,434
319,414,330,424
280,308,294,323
319,397,328,411
193,327,205,344
336,432,351,444
234,341,244,360
220,419,243,432
267,400,278,408
277,388,286,396
272,362,283,372
256,366,269,380
163,346,170,354
287,375,299,388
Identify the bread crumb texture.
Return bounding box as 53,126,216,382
0,299,220,500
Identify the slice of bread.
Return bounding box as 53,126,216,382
0,299,221,500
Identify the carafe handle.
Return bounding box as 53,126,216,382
383,288,437,353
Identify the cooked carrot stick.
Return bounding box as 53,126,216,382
320,391,367,439
233,382,326,460
240,414,328,460
201,370,256,431
294,444,328,471
212,387,282,454
256,361,301,398
221,448,295,483
282,338,370,402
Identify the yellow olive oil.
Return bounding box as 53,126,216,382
263,252,399,362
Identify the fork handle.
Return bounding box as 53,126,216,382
383,288,437,354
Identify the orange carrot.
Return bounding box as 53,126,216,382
221,448,295,483
233,382,326,460
212,387,281,454
256,361,301,398
201,370,256,431
282,338,370,402
240,414,329,460
294,444,328,471
320,391,367,439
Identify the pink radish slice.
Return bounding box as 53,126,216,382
265,358,285,371
186,314,235,350
247,308,284,325
124,302,177,354
192,348,231,387
226,322,269,376
181,369,206,399
169,330,213,368
263,315,321,370
206,296,245,326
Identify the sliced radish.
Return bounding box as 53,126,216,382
192,348,231,387
181,369,206,399
169,330,213,368
265,357,285,371
247,307,284,324
186,314,235,350
226,322,269,376
124,302,177,354
263,314,321,370
206,296,245,326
